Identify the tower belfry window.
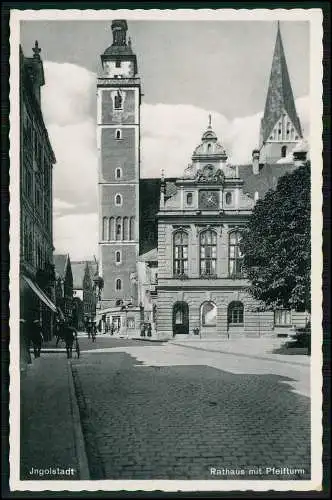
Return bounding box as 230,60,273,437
114,91,122,109
281,145,287,158
116,60,121,68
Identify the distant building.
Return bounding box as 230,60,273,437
19,41,57,363
54,254,73,322
71,260,98,329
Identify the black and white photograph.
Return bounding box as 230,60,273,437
9,7,323,492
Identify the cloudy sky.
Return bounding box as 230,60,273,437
20,18,310,261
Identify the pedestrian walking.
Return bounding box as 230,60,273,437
91,322,97,342
28,319,44,358
20,318,32,364
147,323,152,337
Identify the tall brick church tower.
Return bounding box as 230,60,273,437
259,22,303,163
97,20,141,311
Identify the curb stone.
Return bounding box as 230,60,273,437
173,342,310,367
67,360,90,480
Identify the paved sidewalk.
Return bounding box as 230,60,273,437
20,354,89,480
169,337,310,366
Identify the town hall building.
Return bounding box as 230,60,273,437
96,20,308,339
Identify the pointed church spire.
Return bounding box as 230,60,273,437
260,22,302,147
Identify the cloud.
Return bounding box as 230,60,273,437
140,95,310,177
42,62,96,126
53,213,98,261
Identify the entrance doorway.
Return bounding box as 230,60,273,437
172,302,189,336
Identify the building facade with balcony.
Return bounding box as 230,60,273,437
19,42,57,355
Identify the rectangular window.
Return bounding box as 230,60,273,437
173,231,188,276
229,231,243,278
200,230,217,276
274,310,292,326
115,60,121,68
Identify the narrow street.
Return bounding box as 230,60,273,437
70,337,310,481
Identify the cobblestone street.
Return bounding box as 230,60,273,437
71,342,310,481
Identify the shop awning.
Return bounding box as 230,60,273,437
22,275,57,313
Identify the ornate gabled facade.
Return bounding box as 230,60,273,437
259,22,303,164
156,120,275,339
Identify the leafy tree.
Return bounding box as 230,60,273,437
240,163,311,312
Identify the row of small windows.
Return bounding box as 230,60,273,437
174,300,244,327
268,115,299,142
173,229,243,278
102,216,136,241
185,192,233,206
174,302,295,328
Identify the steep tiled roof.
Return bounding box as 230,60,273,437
238,162,297,199
260,23,302,144
138,248,158,262
53,254,68,279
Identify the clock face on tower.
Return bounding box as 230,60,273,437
199,190,220,210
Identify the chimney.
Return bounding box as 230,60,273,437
252,149,260,175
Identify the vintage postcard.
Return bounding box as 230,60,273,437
9,7,323,493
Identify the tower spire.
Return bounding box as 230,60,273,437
259,21,303,162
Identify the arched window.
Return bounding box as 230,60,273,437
186,193,193,206
207,143,211,153
173,231,188,276
281,145,287,158
129,217,135,240
228,301,244,325
115,167,122,179
102,217,108,241
116,217,122,241
115,278,122,291
200,229,217,276
201,301,217,327
115,129,122,140
123,217,129,240
115,250,121,264
109,217,115,241
115,193,122,206
225,192,232,205
229,231,243,278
